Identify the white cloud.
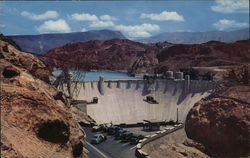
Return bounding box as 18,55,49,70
140,11,184,21
89,21,114,28
0,24,5,28
213,19,249,30
211,0,249,13
81,28,87,32
21,11,59,20
100,15,117,21
36,19,71,33
128,31,151,38
70,13,98,21
114,23,160,38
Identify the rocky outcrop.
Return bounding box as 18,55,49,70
142,128,209,158
156,39,249,71
129,54,158,75
0,34,21,51
41,39,249,75
42,39,147,70
0,40,87,158
185,92,250,157
0,41,50,83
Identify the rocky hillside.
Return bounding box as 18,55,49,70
156,39,250,71
42,39,148,70
41,39,249,75
0,40,88,158
0,33,22,51
8,30,125,54
185,65,250,157
140,28,249,44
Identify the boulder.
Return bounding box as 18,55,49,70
185,96,250,157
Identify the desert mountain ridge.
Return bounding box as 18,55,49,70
7,28,249,54
7,30,125,54
41,38,250,76
140,28,249,44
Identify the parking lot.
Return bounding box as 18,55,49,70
83,127,137,158
82,123,177,158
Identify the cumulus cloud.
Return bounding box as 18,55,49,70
81,28,87,32
213,19,249,30
100,15,117,21
89,21,114,28
128,31,151,38
114,23,160,38
70,12,118,28
211,0,249,13
36,19,71,33
21,11,59,20
140,11,184,21
70,13,98,21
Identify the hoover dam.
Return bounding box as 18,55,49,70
57,72,216,125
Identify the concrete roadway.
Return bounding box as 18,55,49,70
83,127,137,158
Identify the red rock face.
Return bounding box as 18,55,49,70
42,39,147,70
156,40,250,71
185,96,250,157
41,39,249,74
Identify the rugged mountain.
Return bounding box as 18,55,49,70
42,39,148,70
155,39,250,71
8,30,125,54
41,39,249,75
140,28,249,44
0,40,87,158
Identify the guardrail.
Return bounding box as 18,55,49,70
135,124,184,158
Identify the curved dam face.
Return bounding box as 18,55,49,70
63,79,215,124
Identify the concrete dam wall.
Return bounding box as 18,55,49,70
61,79,216,124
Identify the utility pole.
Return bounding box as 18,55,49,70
176,108,179,123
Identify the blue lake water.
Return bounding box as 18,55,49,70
52,70,143,81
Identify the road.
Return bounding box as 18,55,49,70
83,127,137,158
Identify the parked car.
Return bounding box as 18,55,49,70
120,132,133,143
92,125,102,132
130,134,144,144
114,129,127,140
91,134,107,144
101,123,112,133
145,96,159,104
107,126,122,135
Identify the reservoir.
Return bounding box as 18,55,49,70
52,70,143,81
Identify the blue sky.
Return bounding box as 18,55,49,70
0,0,249,38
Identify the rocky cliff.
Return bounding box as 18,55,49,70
156,40,249,71
42,39,148,70
0,40,87,158
42,39,249,76
185,65,250,157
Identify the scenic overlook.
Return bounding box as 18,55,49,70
0,1,249,158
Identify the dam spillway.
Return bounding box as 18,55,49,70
60,79,216,124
